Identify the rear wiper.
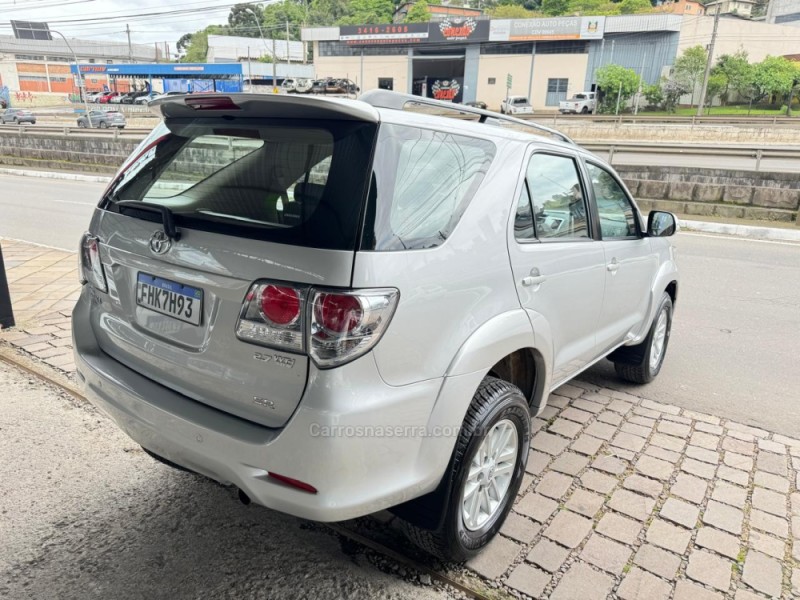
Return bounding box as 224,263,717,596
116,200,181,241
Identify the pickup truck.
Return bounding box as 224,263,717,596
500,95,534,115
559,91,596,114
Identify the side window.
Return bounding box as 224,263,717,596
526,153,589,240
514,183,535,241
586,163,638,239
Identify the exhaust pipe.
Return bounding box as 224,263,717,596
238,488,251,505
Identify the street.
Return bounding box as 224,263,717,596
1,173,799,433
0,361,447,600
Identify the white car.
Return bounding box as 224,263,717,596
500,95,534,115
560,92,597,114
74,90,678,562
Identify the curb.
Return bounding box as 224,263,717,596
679,219,800,243
0,167,111,183
1,167,799,243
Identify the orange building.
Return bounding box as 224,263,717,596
656,0,706,15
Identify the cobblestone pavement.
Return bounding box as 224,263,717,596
3,238,800,599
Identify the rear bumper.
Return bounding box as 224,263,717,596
72,288,455,522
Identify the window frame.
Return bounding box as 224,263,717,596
513,148,598,245
582,158,644,241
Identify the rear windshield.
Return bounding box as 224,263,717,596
102,118,376,250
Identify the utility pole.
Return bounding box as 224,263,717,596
634,49,647,115
244,7,277,93
286,20,291,65
126,24,133,63
697,3,721,117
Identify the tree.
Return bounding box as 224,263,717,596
308,0,351,25
712,50,751,105
339,0,394,24
673,45,707,108
179,25,228,63
566,0,620,15
643,83,663,109
227,3,263,37
705,72,728,110
176,33,193,58
596,64,640,113
405,0,431,22
261,1,307,40
661,76,690,112
752,55,800,105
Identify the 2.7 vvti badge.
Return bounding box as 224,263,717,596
73,91,678,561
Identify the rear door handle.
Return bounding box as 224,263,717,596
607,259,620,273
521,268,546,286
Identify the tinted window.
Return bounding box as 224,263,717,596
364,124,495,251
586,163,638,239
526,153,589,240
102,119,377,250
514,183,535,241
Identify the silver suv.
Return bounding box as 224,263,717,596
73,91,678,561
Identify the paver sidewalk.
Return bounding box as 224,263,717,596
3,237,800,599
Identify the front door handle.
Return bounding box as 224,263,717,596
521,268,546,287
607,259,620,273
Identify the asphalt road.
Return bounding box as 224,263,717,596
0,361,448,600
1,172,799,434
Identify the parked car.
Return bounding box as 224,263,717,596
85,92,104,103
109,94,128,104
76,110,126,129
281,79,299,93
464,100,487,109
98,92,120,104
1,108,36,125
559,91,597,114
500,95,534,115
294,78,314,94
134,93,158,105
73,91,678,563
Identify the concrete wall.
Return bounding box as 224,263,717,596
313,55,409,95
619,165,800,223
679,16,800,61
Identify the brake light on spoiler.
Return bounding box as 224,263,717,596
236,281,399,368
184,96,241,111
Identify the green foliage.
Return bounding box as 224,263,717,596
660,76,690,112
262,2,308,41
308,0,352,26
643,83,663,108
541,0,569,15
566,0,622,15
705,72,728,106
339,0,394,25
712,50,752,105
181,26,230,63
673,45,707,107
227,3,263,38
487,4,542,17
404,0,431,21
618,0,652,13
596,64,640,113
752,55,800,103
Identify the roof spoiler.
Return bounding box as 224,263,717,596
359,90,575,145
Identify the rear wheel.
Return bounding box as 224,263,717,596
581,106,589,114
99,121,108,129
612,292,673,384
399,377,530,561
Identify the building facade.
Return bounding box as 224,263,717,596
304,15,683,110
767,0,800,26
655,0,706,16
0,35,158,94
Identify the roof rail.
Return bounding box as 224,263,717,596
358,89,575,145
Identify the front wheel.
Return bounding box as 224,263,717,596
612,292,673,384
400,377,530,561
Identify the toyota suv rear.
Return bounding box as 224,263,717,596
74,91,678,561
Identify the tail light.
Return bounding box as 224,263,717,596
236,280,398,368
79,233,107,292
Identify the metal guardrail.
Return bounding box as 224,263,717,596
2,124,799,172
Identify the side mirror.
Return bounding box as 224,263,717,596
647,211,678,237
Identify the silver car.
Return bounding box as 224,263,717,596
73,91,678,561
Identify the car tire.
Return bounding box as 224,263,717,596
78,121,85,128
612,292,673,384
582,106,589,114
399,377,530,561
99,121,108,129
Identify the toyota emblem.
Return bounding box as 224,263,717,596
149,230,172,255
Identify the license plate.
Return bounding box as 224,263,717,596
136,273,203,325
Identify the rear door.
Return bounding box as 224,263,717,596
89,111,377,427
507,148,606,385
583,159,658,354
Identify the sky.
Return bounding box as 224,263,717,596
0,0,238,53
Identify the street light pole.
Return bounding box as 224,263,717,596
51,30,92,128
244,7,278,94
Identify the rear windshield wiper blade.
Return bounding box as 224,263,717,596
116,200,181,241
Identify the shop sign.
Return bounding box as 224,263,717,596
339,24,429,45
489,16,604,41
427,77,463,103
427,18,490,43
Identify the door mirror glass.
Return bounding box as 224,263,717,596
648,211,677,237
